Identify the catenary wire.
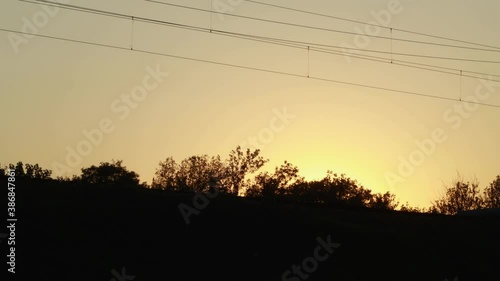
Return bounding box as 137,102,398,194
19,0,500,76
242,0,500,51
2,27,499,109
145,0,500,54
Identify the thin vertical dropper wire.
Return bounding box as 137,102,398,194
307,46,310,78
131,16,135,50
390,28,393,63
460,70,463,101
210,0,213,32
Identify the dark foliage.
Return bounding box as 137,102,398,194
79,160,140,188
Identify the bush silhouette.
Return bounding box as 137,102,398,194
79,160,140,188
1,161,52,179
484,175,500,208
431,173,484,215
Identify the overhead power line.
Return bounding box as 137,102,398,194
19,0,500,80
232,32,500,64
243,0,500,51
2,27,499,109
202,28,500,81
145,0,500,54
21,0,500,64
211,30,500,82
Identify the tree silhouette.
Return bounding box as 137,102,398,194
8,162,25,177
399,202,426,213
368,192,399,210
290,180,326,204
175,155,226,192
207,155,228,193
431,174,483,215
2,162,52,179
80,160,140,188
483,175,500,208
225,146,267,195
24,163,52,179
244,167,400,210
153,154,229,193
245,161,303,200
320,171,373,208
152,157,179,191
2,155,404,211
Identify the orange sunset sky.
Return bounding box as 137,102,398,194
1,0,499,208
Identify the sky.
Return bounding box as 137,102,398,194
1,0,499,208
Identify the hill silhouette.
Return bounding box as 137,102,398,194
12,180,500,281
3,155,499,280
